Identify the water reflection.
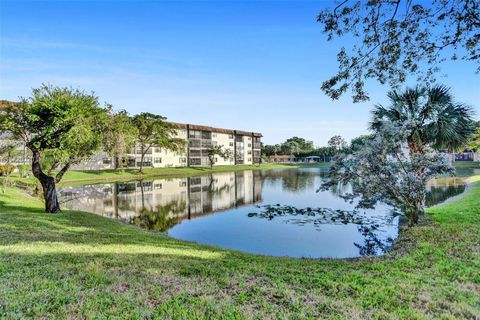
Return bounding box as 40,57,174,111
247,204,399,256
60,171,263,231
59,168,465,258
426,177,466,207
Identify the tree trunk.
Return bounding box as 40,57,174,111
139,145,146,173
29,147,61,213
41,176,61,213
114,155,120,170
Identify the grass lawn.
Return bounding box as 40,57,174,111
0,175,478,319
8,162,330,186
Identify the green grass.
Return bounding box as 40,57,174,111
451,161,480,169
9,162,330,186
0,175,478,319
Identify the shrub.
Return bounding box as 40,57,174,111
18,164,31,178
0,164,16,176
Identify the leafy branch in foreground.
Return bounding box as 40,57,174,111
317,0,480,102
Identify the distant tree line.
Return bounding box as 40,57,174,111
262,134,375,160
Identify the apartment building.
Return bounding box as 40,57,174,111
75,123,262,170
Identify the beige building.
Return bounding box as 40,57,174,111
0,109,262,170
76,122,262,170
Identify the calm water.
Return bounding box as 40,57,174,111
59,168,465,258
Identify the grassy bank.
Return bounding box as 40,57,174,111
8,162,330,186
0,174,479,319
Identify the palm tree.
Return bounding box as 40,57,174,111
370,85,475,156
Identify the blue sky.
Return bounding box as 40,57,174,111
1,1,479,145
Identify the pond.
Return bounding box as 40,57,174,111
58,168,465,259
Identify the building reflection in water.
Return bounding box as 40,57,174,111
60,170,263,231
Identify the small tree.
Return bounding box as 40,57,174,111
206,145,231,169
0,142,19,193
321,121,453,226
466,122,480,151
103,109,138,170
349,134,374,153
0,85,108,213
328,135,347,153
132,112,186,173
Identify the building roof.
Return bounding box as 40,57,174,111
170,122,262,137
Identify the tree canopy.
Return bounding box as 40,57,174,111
103,109,138,169
261,136,315,156
206,145,231,169
466,122,480,151
0,85,109,212
327,135,347,151
132,112,186,173
370,85,475,154
317,0,480,102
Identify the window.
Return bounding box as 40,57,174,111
189,140,201,148
179,157,187,163
248,137,251,140
179,181,187,187
154,183,162,190
229,134,234,139
190,158,201,166
190,149,201,157
248,143,251,147
248,158,252,162
136,147,152,154
154,157,162,164
189,130,201,139
248,150,252,155
212,133,217,138
229,142,234,147
102,158,112,164
154,147,161,153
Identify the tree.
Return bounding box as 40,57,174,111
103,109,138,169
0,141,19,193
349,134,374,153
262,138,314,158
0,85,108,213
328,135,347,152
317,1,480,102
284,137,315,155
466,122,480,151
370,85,474,155
261,144,280,157
206,145,231,169
132,112,185,173
321,120,453,226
